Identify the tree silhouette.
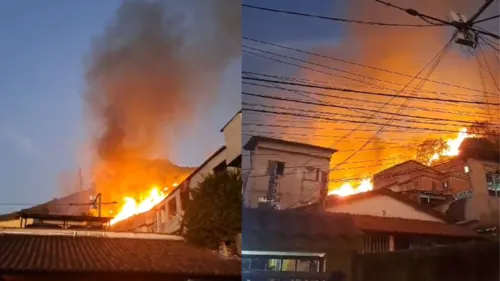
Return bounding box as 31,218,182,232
182,169,242,249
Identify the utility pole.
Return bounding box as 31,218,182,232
451,0,495,48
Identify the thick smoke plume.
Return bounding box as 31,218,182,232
85,0,239,164
294,0,499,187
83,0,239,202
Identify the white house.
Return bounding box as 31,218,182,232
243,136,336,210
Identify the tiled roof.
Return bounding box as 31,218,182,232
0,230,240,278
325,188,454,222
243,208,361,238
243,208,362,251
350,214,480,238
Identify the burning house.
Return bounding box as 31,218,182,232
110,111,242,234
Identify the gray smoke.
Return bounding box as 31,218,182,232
84,0,240,164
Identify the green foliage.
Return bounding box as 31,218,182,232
182,169,242,249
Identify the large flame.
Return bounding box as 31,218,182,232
110,185,168,225
428,128,474,165
328,178,373,197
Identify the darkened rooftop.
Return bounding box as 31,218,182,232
0,229,240,279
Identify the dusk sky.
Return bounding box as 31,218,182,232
0,0,496,212
0,0,239,212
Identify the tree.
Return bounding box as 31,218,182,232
182,169,242,249
415,138,448,164
467,121,500,146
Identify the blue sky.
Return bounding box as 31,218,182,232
0,0,239,212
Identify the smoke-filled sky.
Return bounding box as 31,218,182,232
243,0,499,189
0,0,240,213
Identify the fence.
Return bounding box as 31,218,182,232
352,241,499,281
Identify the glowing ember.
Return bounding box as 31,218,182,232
328,178,373,197
428,128,474,165
110,186,167,225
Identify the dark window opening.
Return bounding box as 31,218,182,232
168,199,177,219
276,161,285,175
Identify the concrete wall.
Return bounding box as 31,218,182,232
464,159,499,222
245,142,333,209
326,195,444,222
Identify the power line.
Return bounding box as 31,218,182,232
242,108,490,135
243,70,497,100
243,93,485,126
473,14,500,24
323,38,453,182
242,77,500,106
243,45,491,104
243,37,496,96
243,129,436,143
375,0,499,40
243,81,493,119
243,122,469,134
242,4,444,27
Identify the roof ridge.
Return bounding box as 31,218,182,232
0,228,185,241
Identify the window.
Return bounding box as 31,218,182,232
304,166,319,181
244,257,324,273
281,259,297,271
486,170,500,197
276,161,285,175
168,198,177,219
296,259,311,272
431,182,437,191
267,161,285,176
266,259,281,271
464,165,470,173
443,181,449,189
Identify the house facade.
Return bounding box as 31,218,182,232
243,136,336,210
373,160,470,199
321,188,481,253
373,157,500,230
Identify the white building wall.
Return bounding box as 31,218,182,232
465,159,499,222
325,195,444,222
245,141,333,209
222,112,242,165
188,148,227,190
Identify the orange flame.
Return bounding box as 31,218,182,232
428,128,474,165
110,183,176,225
328,178,373,197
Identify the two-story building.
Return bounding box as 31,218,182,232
373,160,470,200
242,136,335,210
111,111,242,234
372,153,499,233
